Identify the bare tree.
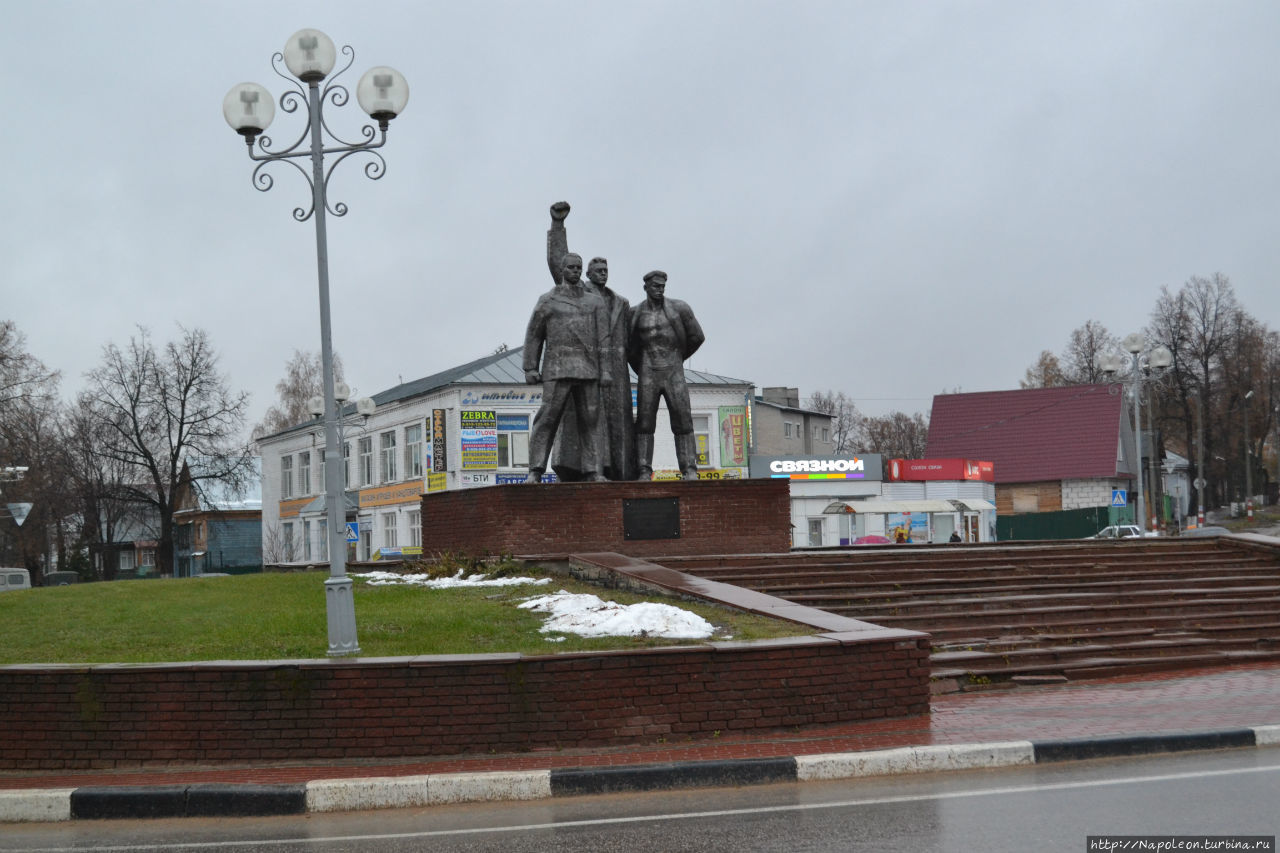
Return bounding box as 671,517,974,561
81,326,252,577
1019,350,1068,388
862,411,930,459
1061,320,1118,384
805,390,863,453
0,320,59,413
0,322,64,573
1149,273,1241,507
252,349,345,440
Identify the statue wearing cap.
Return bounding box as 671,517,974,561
628,269,705,480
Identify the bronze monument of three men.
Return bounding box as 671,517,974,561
522,201,705,483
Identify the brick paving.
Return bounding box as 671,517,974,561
2,661,1275,791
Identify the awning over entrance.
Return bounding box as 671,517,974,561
823,499,958,515
950,498,996,511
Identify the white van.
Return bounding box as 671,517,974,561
0,568,31,592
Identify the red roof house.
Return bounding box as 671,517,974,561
926,385,1138,515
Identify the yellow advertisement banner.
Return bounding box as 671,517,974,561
277,497,312,519
652,468,746,481
427,472,448,493
359,481,425,509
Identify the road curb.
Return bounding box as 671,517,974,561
5,725,1276,822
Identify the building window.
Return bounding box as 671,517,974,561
317,520,328,561
693,415,710,466
343,442,351,488
783,422,792,439
822,427,830,443
382,511,398,549
407,509,421,547
138,548,156,568
380,431,398,483
318,449,326,493
405,423,424,478
119,550,135,572
498,432,529,468
358,520,372,561
298,451,311,496
281,455,293,498
359,437,374,486
302,519,313,561
497,414,530,468
808,518,823,547
281,521,295,562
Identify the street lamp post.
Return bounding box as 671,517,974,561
224,29,409,656
1101,334,1172,536
1192,392,1207,529
1244,389,1254,519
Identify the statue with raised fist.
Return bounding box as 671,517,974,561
545,202,635,481
522,209,609,484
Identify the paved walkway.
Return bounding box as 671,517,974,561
3,662,1277,792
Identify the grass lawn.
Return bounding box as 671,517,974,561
0,567,808,665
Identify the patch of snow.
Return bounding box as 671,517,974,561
355,570,552,589
518,590,715,640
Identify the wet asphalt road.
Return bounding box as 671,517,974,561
4,749,1277,853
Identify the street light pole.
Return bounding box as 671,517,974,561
1104,335,1172,536
1196,394,1206,528
1244,389,1254,519
224,29,409,656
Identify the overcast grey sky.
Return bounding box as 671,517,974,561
4,1,1279,431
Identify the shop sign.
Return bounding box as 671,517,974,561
887,458,994,482
461,471,493,486
749,454,883,481
652,467,745,481
494,471,558,484
460,410,498,470
460,388,543,405
431,409,447,473
497,413,529,431
359,482,424,509
427,472,447,493
278,496,312,518
718,406,748,467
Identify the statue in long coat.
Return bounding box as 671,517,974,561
545,202,635,481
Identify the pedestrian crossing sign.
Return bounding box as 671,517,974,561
1111,489,1127,507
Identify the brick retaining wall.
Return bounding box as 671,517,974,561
0,635,929,770
420,479,791,557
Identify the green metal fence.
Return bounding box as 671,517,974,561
997,505,1136,541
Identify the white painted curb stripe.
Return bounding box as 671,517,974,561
305,770,551,813
306,775,432,813
795,741,1035,781
1253,725,1280,747
0,788,74,823
428,770,552,805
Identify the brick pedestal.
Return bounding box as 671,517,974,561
421,478,790,557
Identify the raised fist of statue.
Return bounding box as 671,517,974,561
550,201,571,222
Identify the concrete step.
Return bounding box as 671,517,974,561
823,591,1280,620
768,578,1280,607
930,648,1280,693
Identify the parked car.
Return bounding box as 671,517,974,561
42,571,79,586
0,568,31,593
1183,525,1231,538
1088,525,1143,539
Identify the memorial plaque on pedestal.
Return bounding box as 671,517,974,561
623,497,681,540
